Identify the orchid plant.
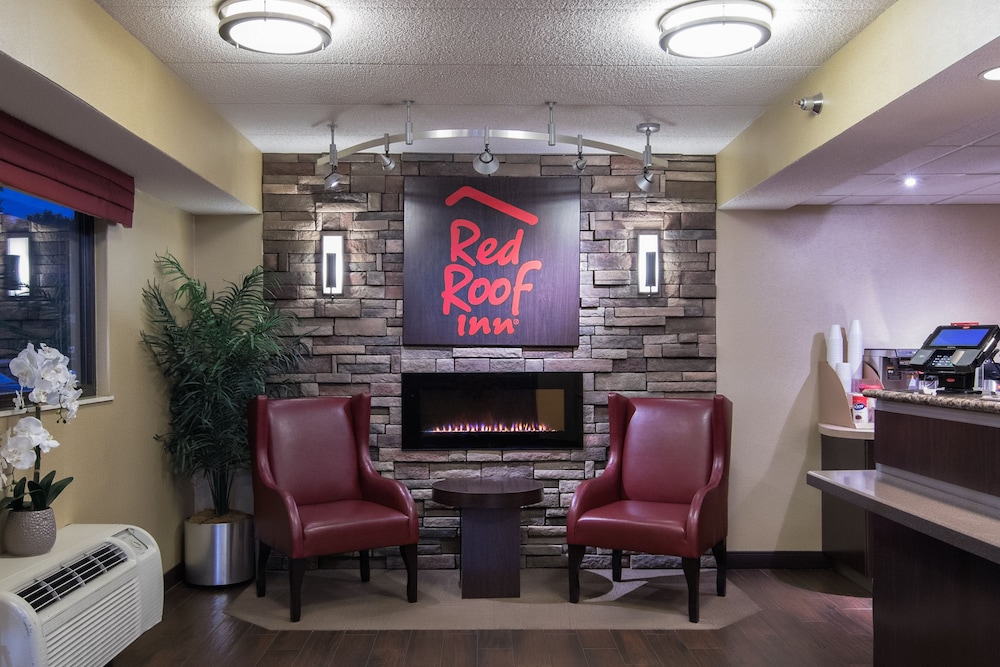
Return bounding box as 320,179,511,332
0,343,81,512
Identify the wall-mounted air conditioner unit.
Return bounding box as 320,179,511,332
0,523,163,667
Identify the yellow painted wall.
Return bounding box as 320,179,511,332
0,1,265,571
1,191,196,569
0,0,261,211
718,0,1000,207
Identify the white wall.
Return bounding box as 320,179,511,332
717,204,1000,551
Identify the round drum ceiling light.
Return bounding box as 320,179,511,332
659,0,772,59
218,0,333,55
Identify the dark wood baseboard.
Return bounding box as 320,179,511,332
728,551,831,569
163,562,184,591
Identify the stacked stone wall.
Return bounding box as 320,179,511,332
262,151,716,570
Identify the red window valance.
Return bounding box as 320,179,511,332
0,109,134,227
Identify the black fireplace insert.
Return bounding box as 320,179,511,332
401,372,583,450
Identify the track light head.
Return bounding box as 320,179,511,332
573,134,588,171
380,133,395,171
635,169,657,193
472,127,500,175
473,148,500,175
325,170,343,190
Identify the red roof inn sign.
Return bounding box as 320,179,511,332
403,177,581,347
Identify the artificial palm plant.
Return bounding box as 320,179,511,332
141,253,303,517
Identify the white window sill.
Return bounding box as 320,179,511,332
0,395,114,420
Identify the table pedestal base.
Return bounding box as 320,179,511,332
460,507,521,598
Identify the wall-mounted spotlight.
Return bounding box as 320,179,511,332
379,133,396,171
634,122,661,192
321,232,344,295
638,233,659,295
794,93,823,114
325,123,343,190
573,134,588,171
472,127,500,175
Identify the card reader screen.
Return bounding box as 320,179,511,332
929,327,991,348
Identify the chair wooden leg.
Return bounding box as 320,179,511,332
568,544,585,603
289,558,306,623
712,539,727,597
681,556,700,623
612,549,623,582
400,543,418,603
360,549,371,582
256,541,271,597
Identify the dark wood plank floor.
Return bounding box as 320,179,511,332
114,568,872,666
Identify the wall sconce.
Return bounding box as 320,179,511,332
637,233,659,295
5,235,30,297
321,233,344,295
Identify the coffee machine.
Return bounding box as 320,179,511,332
864,348,919,391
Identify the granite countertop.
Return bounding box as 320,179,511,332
863,388,1000,416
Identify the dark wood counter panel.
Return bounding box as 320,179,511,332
810,392,1000,666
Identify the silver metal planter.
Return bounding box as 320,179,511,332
184,510,254,586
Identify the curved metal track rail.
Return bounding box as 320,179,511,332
316,128,670,169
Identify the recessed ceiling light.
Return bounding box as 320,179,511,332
218,0,333,55
658,0,773,59
903,176,918,188
980,67,1000,81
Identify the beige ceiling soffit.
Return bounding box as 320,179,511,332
0,1,261,214
717,0,1000,210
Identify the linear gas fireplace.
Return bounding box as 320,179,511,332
402,372,583,450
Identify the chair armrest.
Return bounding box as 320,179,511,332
686,477,727,548
567,471,621,541
252,475,303,557
360,470,416,516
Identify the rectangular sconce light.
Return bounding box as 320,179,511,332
637,233,659,295
5,235,30,297
321,232,344,295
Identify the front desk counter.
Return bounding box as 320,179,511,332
817,423,874,587
808,390,1000,666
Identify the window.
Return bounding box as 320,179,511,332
0,185,96,401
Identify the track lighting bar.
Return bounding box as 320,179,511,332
316,128,670,169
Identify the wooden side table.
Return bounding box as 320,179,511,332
431,477,544,598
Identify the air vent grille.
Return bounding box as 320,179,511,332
15,541,128,612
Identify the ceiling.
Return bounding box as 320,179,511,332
14,1,1000,209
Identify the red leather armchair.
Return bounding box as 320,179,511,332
248,393,419,622
567,393,733,622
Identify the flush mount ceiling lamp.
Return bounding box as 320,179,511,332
218,0,333,55
472,127,500,175
324,123,343,190
634,122,661,192
658,0,772,59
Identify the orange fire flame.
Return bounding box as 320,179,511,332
427,421,555,434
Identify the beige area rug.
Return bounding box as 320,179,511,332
226,568,760,631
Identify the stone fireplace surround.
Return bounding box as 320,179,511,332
262,151,717,572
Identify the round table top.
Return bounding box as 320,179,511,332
431,477,544,509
